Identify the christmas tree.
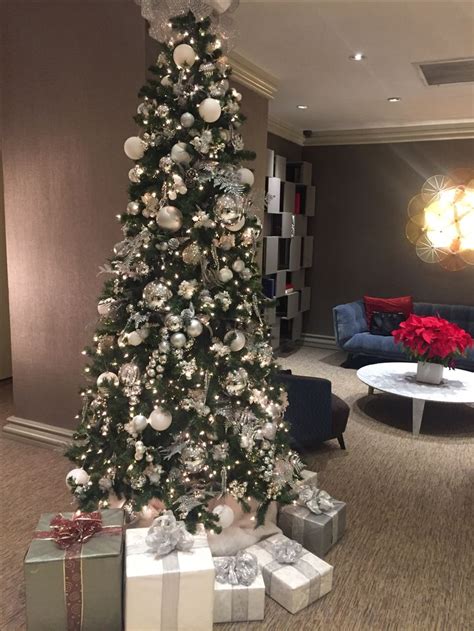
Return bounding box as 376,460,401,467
66,0,302,533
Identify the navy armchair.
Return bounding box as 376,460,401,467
279,373,349,451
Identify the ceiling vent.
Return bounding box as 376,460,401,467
415,58,474,86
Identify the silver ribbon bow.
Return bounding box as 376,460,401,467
272,539,303,565
214,550,259,586
146,510,194,557
298,487,335,515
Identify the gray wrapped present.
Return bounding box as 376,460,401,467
278,488,346,557
245,534,333,614
24,510,124,631
213,550,265,623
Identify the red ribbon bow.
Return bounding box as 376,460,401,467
49,511,103,549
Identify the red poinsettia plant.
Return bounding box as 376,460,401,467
392,314,473,367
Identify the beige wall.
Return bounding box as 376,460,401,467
2,4,269,429
2,1,145,427
0,152,12,380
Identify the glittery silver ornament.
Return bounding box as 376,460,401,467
119,362,140,387
165,314,183,331
143,281,172,310
180,112,195,128
182,444,206,473
262,422,277,440
159,340,170,353
182,243,201,265
224,368,248,396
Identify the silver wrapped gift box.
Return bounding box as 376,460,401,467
245,534,333,614
278,498,346,558
213,565,265,623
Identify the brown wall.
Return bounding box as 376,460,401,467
0,152,12,380
1,1,145,428
302,140,474,336
267,132,303,162
1,4,269,429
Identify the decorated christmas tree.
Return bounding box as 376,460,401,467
66,0,302,534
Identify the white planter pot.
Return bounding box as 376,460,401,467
416,362,444,385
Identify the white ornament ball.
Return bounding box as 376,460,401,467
232,258,245,273
262,422,277,440
66,468,90,487
237,167,255,187
161,75,172,87
127,331,143,346
124,136,145,160
156,206,183,232
171,142,191,164
133,414,148,432
224,330,246,352
97,298,115,316
180,112,195,128
138,327,150,340
208,0,233,14
186,319,203,337
212,504,235,529
127,201,140,215
170,332,187,348
218,267,233,283
97,371,119,391
198,98,222,123
149,408,172,431
241,267,252,280
159,340,170,353
173,43,196,68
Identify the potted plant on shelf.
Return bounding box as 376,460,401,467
392,314,473,384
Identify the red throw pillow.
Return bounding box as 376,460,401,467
364,295,413,327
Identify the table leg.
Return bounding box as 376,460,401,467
412,399,426,436
368,386,374,395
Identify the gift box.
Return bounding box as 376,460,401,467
246,534,333,614
278,496,346,558
125,528,215,631
298,469,318,488
24,509,124,631
213,553,265,623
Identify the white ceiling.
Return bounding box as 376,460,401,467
235,0,474,132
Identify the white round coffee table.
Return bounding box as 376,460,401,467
357,362,474,436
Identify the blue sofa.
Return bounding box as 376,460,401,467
333,301,474,371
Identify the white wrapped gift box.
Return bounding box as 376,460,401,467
125,529,214,631
213,565,265,623
299,469,318,487
246,534,333,614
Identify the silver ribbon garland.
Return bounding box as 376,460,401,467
146,510,194,557
215,550,259,586
271,538,303,565
298,487,336,515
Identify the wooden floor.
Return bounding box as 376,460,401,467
1,349,473,630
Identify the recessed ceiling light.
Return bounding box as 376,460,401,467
297,105,308,110
387,97,401,102
349,52,365,61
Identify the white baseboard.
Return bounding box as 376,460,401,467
301,334,339,350
2,416,73,450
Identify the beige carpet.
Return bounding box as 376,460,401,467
1,348,473,630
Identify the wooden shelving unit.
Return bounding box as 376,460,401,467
263,150,315,349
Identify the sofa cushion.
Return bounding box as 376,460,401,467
331,394,349,436
364,295,413,326
343,331,404,356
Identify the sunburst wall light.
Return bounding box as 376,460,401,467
406,168,474,271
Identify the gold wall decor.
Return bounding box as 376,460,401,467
406,168,474,271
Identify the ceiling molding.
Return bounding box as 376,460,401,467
229,51,278,100
303,121,474,146
268,116,305,145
